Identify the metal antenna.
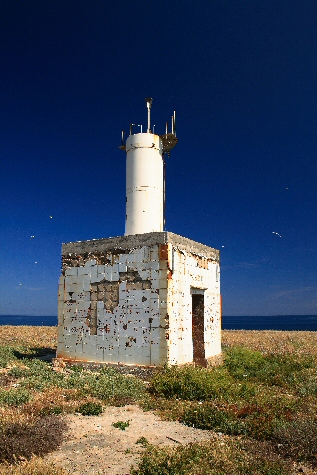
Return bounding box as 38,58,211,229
146,97,153,132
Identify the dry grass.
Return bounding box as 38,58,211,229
21,387,84,416
1,325,316,356
0,326,57,350
0,456,68,475
222,330,317,356
0,406,31,429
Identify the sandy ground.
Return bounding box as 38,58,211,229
47,405,217,475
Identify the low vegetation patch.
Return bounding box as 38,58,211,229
180,402,247,435
112,420,130,430
77,401,103,416
8,356,145,404
0,415,67,464
0,388,31,407
149,364,257,402
0,456,67,475
0,326,316,474
0,346,18,368
131,438,293,475
136,436,150,447
224,347,316,394
272,417,317,462
148,347,317,464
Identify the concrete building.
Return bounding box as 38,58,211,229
57,100,221,366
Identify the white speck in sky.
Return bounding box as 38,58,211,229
221,245,225,248
49,216,53,218
35,261,38,264
30,235,35,239
19,282,22,286
272,231,282,238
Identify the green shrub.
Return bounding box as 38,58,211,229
77,401,103,416
273,418,317,462
39,406,64,416
256,354,314,388
0,347,17,368
70,364,84,372
149,365,249,402
136,436,150,446
180,402,247,435
7,365,28,378
11,359,144,404
112,420,130,430
0,388,31,406
224,347,265,380
56,366,145,404
295,368,317,396
83,368,145,403
179,397,301,442
224,347,316,390
246,412,281,441
19,359,63,390
131,439,292,475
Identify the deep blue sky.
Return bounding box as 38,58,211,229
1,0,316,317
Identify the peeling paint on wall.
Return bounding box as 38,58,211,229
57,232,221,366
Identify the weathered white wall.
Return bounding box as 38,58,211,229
57,233,221,366
164,244,221,365
58,245,166,365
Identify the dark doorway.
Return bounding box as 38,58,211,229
192,293,206,366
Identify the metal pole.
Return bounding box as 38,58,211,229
147,107,150,133
145,97,153,133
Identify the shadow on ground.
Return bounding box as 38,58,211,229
13,348,57,361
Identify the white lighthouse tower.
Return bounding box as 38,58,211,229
57,99,221,367
123,98,177,235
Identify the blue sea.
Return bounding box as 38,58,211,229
0,314,316,331
222,314,317,331
0,315,57,326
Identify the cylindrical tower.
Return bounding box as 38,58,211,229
121,98,177,236
125,132,164,235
